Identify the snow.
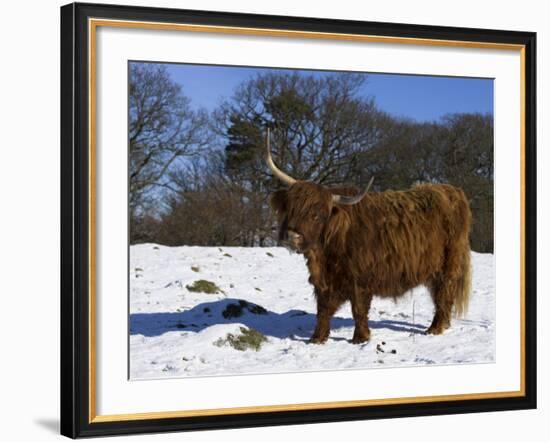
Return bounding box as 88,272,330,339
129,244,495,379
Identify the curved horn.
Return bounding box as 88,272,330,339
332,176,374,205
265,128,296,186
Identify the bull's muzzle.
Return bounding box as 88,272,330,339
286,230,304,251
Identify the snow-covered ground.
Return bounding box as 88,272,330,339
129,244,495,380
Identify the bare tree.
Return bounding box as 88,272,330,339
129,63,210,222
438,113,494,252
213,72,385,188
158,153,264,247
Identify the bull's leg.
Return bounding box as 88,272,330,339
310,294,342,344
351,291,373,344
426,276,454,335
427,241,469,335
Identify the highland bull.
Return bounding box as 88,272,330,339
266,134,472,344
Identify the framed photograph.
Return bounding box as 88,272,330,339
60,2,537,438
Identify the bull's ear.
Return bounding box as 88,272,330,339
270,190,288,214
325,205,351,246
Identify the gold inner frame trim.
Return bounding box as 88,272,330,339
88,17,527,424
90,18,525,50
91,390,524,423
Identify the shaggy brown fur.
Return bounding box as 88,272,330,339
270,181,472,344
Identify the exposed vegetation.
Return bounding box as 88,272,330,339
214,327,268,351
185,279,222,294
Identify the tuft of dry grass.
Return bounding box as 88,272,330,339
214,327,267,351
185,279,221,294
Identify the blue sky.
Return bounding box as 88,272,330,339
160,63,493,122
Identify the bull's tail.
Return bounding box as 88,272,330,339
453,248,471,318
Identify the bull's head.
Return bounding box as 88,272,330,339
266,129,372,253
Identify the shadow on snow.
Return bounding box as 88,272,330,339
130,298,426,340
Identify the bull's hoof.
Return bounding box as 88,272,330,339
309,335,329,344
351,336,370,344
351,330,371,344
425,323,449,335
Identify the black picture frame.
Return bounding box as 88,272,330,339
61,2,537,438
